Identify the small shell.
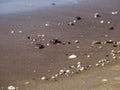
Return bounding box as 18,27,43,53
100,20,104,24
68,54,77,59
41,77,46,80
102,79,108,82
11,30,15,34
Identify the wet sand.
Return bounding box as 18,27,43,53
0,0,120,89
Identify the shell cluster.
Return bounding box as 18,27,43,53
41,61,86,81
91,40,120,47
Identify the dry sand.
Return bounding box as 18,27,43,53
0,0,120,89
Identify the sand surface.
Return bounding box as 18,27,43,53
0,0,120,89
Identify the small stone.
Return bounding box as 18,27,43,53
112,56,117,59
8,85,15,90
51,3,56,5
75,16,81,20
27,36,31,39
49,39,62,45
109,26,114,30
68,42,71,44
35,44,45,49
113,44,118,47
68,54,77,59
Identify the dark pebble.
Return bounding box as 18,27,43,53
68,42,71,44
49,39,62,44
76,16,81,20
27,36,31,39
113,44,118,47
51,3,56,5
36,44,45,49
109,26,114,30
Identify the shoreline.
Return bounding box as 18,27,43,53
0,0,120,89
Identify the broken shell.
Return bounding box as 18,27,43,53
111,11,119,15
112,56,117,59
94,13,100,18
95,63,100,67
77,62,81,65
8,85,15,90
75,40,79,43
68,54,77,59
102,79,108,82
80,67,84,71
67,22,74,26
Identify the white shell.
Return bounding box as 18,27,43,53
11,31,15,34
8,85,15,90
68,54,77,59
41,77,46,80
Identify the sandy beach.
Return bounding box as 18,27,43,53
0,0,120,89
